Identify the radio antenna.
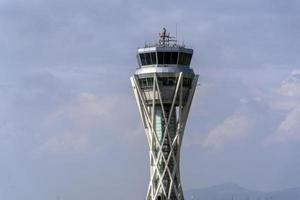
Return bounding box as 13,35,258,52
176,23,178,44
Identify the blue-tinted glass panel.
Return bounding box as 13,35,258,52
150,52,157,64
170,52,178,64
185,53,192,65
140,54,146,65
158,52,163,64
164,52,171,64
155,107,163,143
178,53,192,66
183,78,192,88
178,53,185,65
139,78,154,88
145,53,151,65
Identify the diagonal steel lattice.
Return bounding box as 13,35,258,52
131,72,198,200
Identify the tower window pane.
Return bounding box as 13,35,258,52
142,79,147,87
157,52,182,65
178,53,185,65
170,52,178,64
158,52,163,64
139,78,154,88
158,77,177,86
147,78,153,86
140,54,146,65
178,53,192,66
145,53,151,65
185,54,192,65
183,78,192,88
150,52,157,64
164,52,171,64
167,77,176,86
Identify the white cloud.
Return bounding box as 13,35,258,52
265,107,300,145
269,70,300,111
201,112,253,149
38,92,140,155
48,92,124,128
36,92,111,155
277,107,300,141
39,132,90,154
263,70,300,145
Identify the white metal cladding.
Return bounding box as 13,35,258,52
130,73,198,200
135,67,194,75
138,47,193,54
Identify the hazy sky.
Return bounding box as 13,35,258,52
1,0,300,199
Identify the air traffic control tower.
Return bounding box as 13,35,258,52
130,28,198,200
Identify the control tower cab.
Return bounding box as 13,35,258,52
135,28,196,105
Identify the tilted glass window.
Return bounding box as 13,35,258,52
150,52,157,64
178,53,184,65
185,53,192,65
167,77,176,86
170,52,178,64
178,53,192,66
139,53,157,65
140,52,191,65
164,52,171,64
183,78,192,88
158,77,177,86
157,52,179,65
139,78,154,88
147,77,153,86
140,54,146,65
145,53,151,65
158,52,164,64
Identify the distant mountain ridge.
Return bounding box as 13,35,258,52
185,182,300,200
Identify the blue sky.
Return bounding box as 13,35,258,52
0,0,300,199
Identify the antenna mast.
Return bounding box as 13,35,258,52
159,27,177,46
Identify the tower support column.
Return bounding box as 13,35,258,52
131,74,198,200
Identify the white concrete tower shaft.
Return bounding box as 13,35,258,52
131,28,198,200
